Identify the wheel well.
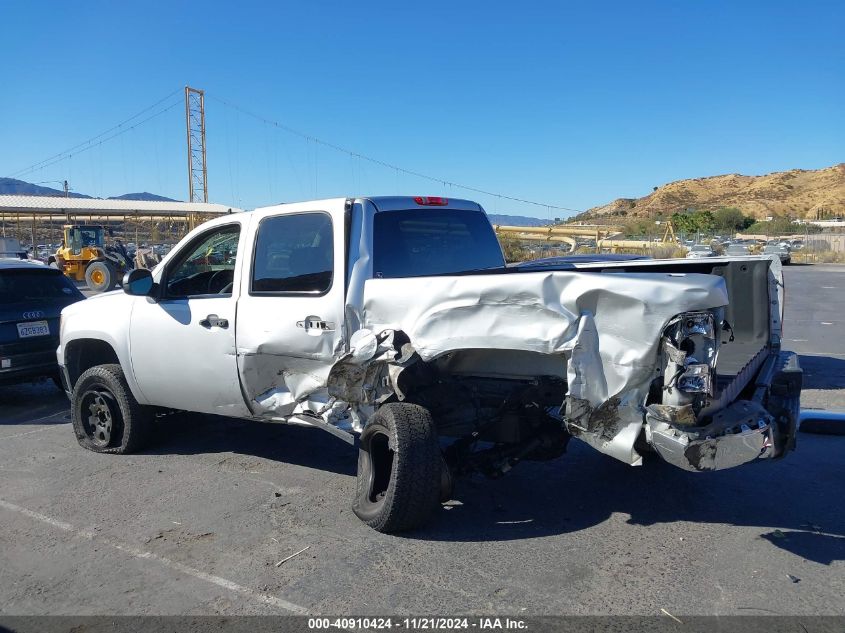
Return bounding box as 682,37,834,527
65,339,121,389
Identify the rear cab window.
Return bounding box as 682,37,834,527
372,208,505,279
251,212,334,294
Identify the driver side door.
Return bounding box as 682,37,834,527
128,219,251,416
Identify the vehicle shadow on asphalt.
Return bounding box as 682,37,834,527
0,380,69,426
143,413,357,476
800,355,845,391
139,406,844,564
411,435,845,563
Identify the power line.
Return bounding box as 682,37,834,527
9,98,183,179
207,94,581,214
7,88,183,179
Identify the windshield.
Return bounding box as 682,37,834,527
69,227,104,251
372,209,505,279
0,269,84,303
691,245,711,252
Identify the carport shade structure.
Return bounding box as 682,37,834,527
0,195,242,248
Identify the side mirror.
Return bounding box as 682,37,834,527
123,268,155,297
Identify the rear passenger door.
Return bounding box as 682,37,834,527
236,203,347,417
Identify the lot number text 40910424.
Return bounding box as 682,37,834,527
308,618,528,630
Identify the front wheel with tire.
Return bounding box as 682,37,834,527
352,403,442,533
85,261,117,292
71,364,153,454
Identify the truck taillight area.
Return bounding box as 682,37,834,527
413,196,448,206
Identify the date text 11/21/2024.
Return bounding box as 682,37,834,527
307,618,528,630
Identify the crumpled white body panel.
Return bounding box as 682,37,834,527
359,270,729,464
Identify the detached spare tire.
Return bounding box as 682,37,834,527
353,403,442,533
85,260,116,292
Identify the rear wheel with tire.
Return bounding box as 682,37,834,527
85,261,117,292
71,364,153,454
353,403,442,533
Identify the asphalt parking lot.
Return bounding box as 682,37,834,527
1,264,843,616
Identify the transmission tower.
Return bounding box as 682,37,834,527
184,86,208,203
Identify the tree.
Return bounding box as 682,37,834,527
671,212,697,235
695,210,716,233
713,207,753,234
671,210,716,237
623,217,657,238
746,216,821,235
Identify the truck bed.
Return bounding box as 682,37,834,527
513,255,779,383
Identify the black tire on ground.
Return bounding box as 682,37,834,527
71,364,153,454
85,260,117,292
352,403,442,533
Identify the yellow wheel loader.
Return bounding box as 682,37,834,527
48,225,132,293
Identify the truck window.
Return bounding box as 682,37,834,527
251,212,333,294
372,209,505,278
165,224,240,298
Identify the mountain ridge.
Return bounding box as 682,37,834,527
0,178,178,202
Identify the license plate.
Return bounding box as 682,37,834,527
17,320,50,338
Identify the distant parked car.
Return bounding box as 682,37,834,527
0,237,28,260
763,243,791,265
725,244,751,256
0,260,86,387
686,244,716,259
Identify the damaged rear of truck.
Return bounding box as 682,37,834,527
296,198,800,531
60,196,801,534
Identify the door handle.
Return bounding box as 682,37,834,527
296,317,335,332
199,314,229,328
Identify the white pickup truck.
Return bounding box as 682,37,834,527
58,196,802,532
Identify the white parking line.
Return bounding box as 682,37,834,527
26,408,70,423
0,497,309,615
0,422,69,439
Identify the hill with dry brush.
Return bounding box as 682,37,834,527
579,163,845,222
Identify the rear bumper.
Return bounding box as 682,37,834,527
645,351,801,471
0,348,60,385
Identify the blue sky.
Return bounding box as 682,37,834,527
1,0,843,218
